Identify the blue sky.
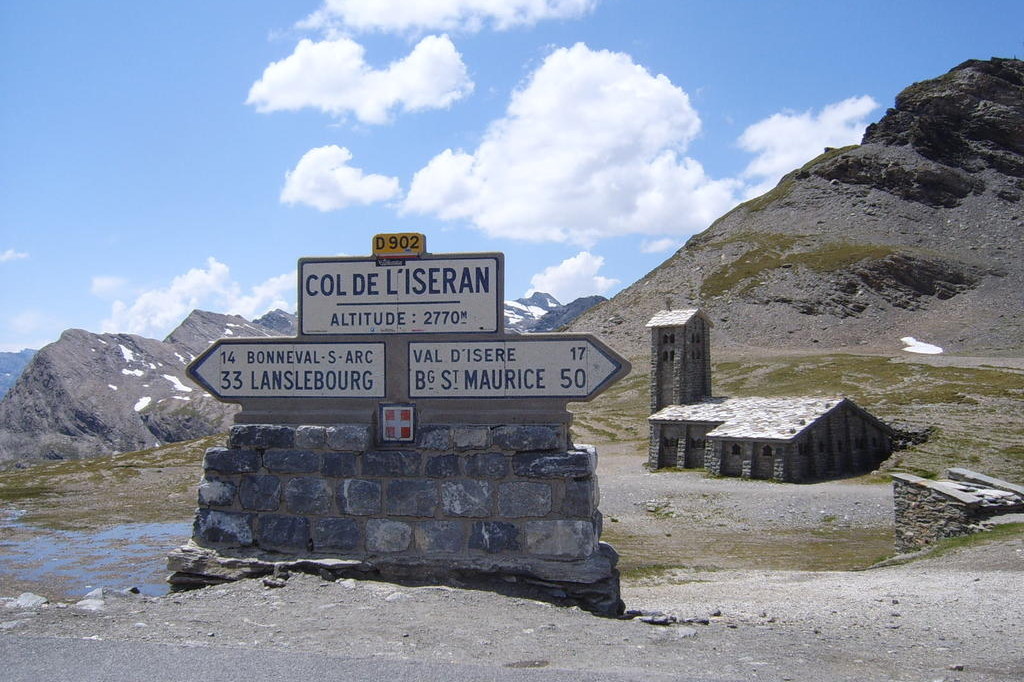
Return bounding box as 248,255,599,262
2,0,1022,352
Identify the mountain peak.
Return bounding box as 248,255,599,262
253,309,297,335
519,292,561,310
164,309,296,359
0,295,611,466
864,57,1024,177
0,309,299,467
504,292,606,333
568,58,1024,357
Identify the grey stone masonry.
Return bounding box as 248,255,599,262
647,310,712,414
189,422,604,569
892,468,1024,551
171,252,631,618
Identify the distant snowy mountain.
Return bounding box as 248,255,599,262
503,292,606,333
0,310,296,467
531,296,608,332
0,294,609,468
504,292,563,333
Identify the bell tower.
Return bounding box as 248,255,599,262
646,309,712,411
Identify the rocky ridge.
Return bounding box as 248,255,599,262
569,58,1024,358
504,292,607,333
503,291,560,332
532,295,608,332
0,310,295,468
0,292,605,467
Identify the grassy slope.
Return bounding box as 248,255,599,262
0,436,216,530
570,352,1024,575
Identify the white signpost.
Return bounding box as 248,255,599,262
187,239,629,414
188,340,385,399
407,337,627,400
299,254,502,335
178,237,631,614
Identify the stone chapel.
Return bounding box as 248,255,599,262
647,309,893,482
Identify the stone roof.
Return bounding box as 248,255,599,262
645,309,708,328
649,396,848,441
893,472,1024,510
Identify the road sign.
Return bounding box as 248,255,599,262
299,254,502,335
407,336,629,400
188,340,385,399
373,232,425,258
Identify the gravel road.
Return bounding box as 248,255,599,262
2,447,1021,681
2,538,1021,681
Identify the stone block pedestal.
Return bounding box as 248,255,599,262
168,423,623,616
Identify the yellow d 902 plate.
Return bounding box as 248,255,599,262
373,233,425,257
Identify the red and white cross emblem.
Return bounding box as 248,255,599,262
380,404,415,442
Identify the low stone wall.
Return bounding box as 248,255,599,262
168,423,622,615
892,469,1024,552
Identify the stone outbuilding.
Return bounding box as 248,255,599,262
892,467,1024,551
647,309,893,482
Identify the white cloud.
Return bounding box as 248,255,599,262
225,272,296,320
526,251,618,302
102,258,296,338
246,34,473,124
300,0,596,34
1,309,61,351
281,146,400,211
9,310,52,336
639,238,679,254
404,43,743,246
1,249,29,262
0,341,38,352
738,95,878,197
90,275,129,298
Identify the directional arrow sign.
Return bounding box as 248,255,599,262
407,335,630,400
188,340,385,400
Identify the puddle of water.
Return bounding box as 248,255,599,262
0,509,191,599
1,508,27,523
